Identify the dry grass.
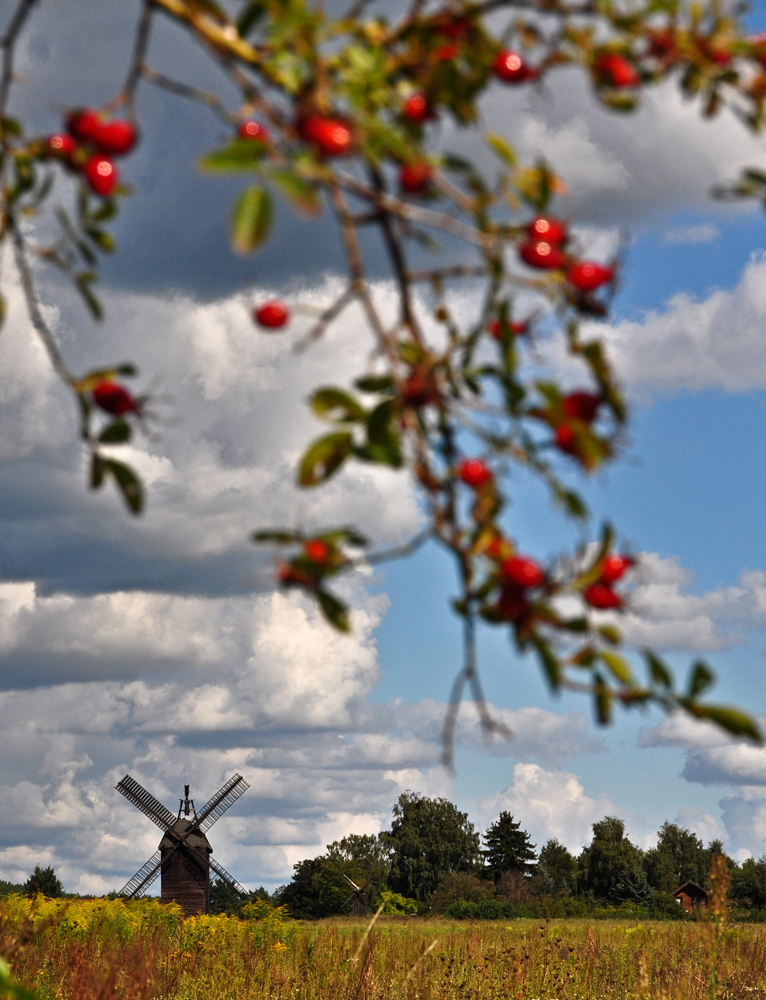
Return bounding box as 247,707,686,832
3,896,766,1000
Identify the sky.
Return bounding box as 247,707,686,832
5,0,766,895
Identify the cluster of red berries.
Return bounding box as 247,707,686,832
46,109,138,197
583,553,633,609
554,390,604,457
518,216,614,294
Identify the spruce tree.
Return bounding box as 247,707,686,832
23,865,64,898
482,812,537,881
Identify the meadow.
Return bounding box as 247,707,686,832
2,895,766,1000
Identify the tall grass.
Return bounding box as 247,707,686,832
3,896,766,999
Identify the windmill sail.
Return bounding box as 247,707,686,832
118,850,162,898
197,773,250,832
209,856,248,897
116,775,176,831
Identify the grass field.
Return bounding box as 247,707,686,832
2,895,766,1000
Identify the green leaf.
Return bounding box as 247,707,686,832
75,272,103,320
598,624,621,645
103,459,144,515
199,140,268,173
237,0,266,35
317,589,350,632
90,453,105,490
86,227,116,253
594,672,612,725
532,635,561,691
310,387,366,423
599,651,632,685
645,650,672,689
98,420,131,444
700,706,763,743
367,400,398,447
230,185,272,254
485,132,517,167
355,375,394,394
252,530,301,544
298,432,353,487
688,660,715,698
269,168,320,215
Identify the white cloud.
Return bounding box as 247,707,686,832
663,224,721,245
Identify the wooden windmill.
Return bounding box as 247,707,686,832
116,772,250,916
342,873,368,916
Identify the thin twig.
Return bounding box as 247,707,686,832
121,0,156,106
406,265,488,283
404,939,439,983
140,65,235,123
294,285,357,352
0,0,39,121
12,225,74,385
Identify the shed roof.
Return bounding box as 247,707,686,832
673,881,708,899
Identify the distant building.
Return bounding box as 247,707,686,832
673,881,709,912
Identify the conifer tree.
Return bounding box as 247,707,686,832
482,812,537,881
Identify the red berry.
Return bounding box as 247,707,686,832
299,115,353,157
519,240,566,270
488,319,526,339
66,108,102,143
485,537,509,561
93,120,137,156
501,556,545,590
304,539,330,564
278,560,312,587
84,155,118,196
528,216,567,245
499,587,529,621
599,554,633,585
399,163,432,194
254,300,290,329
402,94,432,123
584,583,622,610
594,53,640,88
401,369,440,408
434,44,459,61
567,261,613,292
493,50,531,83
555,424,578,455
92,382,137,416
459,458,492,489
563,391,602,423
238,120,269,142
47,133,76,157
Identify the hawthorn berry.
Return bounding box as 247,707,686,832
554,424,578,456
434,44,459,61
528,216,567,245
402,94,432,123
563,391,602,423
501,556,545,590
567,261,613,292
93,120,137,156
488,318,526,339
239,120,269,142
519,240,566,270
493,50,531,83
499,587,529,622
594,53,640,88
66,108,102,143
399,163,432,194
304,539,330,564
278,561,313,588
459,458,493,489
254,300,290,329
47,133,76,157
299,115,353,157
401,369,440,408
92,382,138,416
599,554,633,585
84,155,118,197
584,582,622,610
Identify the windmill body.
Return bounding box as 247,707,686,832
116,773,249,916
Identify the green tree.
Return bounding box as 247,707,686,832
482,812,537,880
731,856,766,909
538,839,578,896
383,792,481,903
644,822,709,892
280,835,389,919
429,872,495,913
578,817,650,906
23,865,63,898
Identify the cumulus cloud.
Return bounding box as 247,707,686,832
481,762,615,853
663,224,721,245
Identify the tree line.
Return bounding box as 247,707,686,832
216,792,766,920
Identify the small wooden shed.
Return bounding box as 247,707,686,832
673,881,709,912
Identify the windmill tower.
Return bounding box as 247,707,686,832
116,772,250,916
342,873,368,916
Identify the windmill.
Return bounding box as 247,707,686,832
342,873,368,917
116,772,250,916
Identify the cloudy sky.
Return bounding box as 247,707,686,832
5,1,766,895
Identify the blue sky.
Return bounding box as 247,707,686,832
3,1,766,894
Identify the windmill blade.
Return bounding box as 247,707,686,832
116,775,176,831
118,851,162,898
209,856,248,897
197,773,250,832
342,872,362,892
